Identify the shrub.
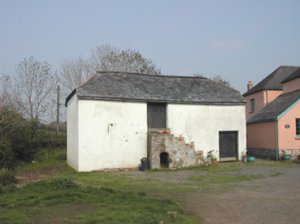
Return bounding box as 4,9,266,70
0,107,66,170
0,168,17,186
0,138,15,170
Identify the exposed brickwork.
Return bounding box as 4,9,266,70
147,132,203,169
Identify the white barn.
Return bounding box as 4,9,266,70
66,72,246,171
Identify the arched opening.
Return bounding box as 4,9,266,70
160,152,169,168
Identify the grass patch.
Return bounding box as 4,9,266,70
0,178,199,223
5,149,296,224
191,174,262,184
18,148,66,171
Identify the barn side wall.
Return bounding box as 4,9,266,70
67,95,79,170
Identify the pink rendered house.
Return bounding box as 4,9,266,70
243,66,300,160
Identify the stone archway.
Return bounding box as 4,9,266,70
160,152,169,168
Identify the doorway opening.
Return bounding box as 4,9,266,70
160,152,169,168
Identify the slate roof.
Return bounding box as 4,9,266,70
243,66,300,96
247,89,300,124
66,71,245,106
281,68,300,83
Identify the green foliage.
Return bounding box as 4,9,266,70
0,168,17,186
48,177,77,189
34,129,66,149
0,138,15,170
0,107,66,170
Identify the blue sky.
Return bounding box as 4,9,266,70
1,0,300,92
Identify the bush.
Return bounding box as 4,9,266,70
35,130,66,149
0,138,16,170
0,107,66,169
0,168,17,186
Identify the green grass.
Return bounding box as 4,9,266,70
0,177,198,224
1,149,294,224
18,148,67,171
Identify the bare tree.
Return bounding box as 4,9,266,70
60,44,161,93
210,75,232,88
13,57,55,121
0,74,16,110
91,44,161,75
60,57,92,92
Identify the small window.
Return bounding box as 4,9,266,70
296,119,300,136
250,99,255,113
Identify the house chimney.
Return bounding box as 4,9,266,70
247,81,253,91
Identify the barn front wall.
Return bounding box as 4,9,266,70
77,100,148,171
167,104,246,161
68,99,246,171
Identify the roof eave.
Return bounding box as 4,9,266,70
247,118,277,124
243,88,283,97
77,95,246,105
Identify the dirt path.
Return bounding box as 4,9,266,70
178,165,300,224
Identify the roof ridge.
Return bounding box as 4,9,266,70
96,71,208,79
278,65,300,68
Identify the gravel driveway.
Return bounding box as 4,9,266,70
179,162,300,224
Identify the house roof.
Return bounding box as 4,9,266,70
247,89,300,124
243,66,300,96
281,68,300,83
65,71,245,106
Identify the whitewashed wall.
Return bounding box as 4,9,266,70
167,104,246,160
67,95,79,170
67,96,246,171
76,100,147,171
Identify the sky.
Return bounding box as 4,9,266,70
1,0,300,93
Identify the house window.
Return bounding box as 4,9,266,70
296,119,300,136
250,99,255,113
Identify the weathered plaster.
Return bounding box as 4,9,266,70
77,100,147,171
67,95,79,170
167,104,246,160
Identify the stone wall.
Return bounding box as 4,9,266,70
248,148,300,160
247,148,277,160
148,132,203,169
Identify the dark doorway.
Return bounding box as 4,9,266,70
219,131,238,160
147,103,166,129
160,152,169,168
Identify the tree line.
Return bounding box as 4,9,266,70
0,44,232,172
0,44,161,172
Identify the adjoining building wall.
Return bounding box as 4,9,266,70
77,100,148,171
67,95,79,170
278,102,300,150
246,122,278,159
167,104,246,160
247,122,277,149
283,77,300,93
245,90,282,120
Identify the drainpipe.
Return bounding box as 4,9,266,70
275,120,279,161
265,90,269,105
